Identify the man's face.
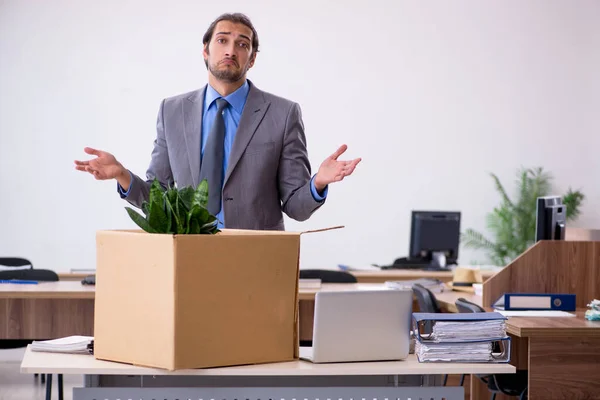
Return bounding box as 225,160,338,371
203,20,255,83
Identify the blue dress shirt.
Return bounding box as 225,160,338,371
120,81,327,228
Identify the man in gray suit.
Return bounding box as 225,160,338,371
75,13,360,230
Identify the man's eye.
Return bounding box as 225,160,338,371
239,43,248,48
217,38,225,44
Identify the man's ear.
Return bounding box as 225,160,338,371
202,43,209,62
249,52,257,68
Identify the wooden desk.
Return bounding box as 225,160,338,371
350,269,497,283
57,273,89,281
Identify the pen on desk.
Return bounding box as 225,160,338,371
0,280,39,284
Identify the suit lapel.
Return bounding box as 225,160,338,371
183,86,206,188
224,83,270,186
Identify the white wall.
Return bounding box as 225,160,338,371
1,0,598,272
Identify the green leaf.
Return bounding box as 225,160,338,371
126,207,159,233
194,179,209,208
174,197,186,234
141,201,149,217
178,186,195,212
490,172,513,208
147,180,169,233
563,188,585,220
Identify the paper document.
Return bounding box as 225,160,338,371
431,319,506,342
31,335,94,354
385,278,446,293
415,341,493,362
495,309,576,317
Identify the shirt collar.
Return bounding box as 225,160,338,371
204,79,250,114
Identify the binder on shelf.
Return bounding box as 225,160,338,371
412,312,507,342
414,336,511,363
493,293,576,311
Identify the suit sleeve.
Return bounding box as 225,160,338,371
117,99,174,208
277,102,326,221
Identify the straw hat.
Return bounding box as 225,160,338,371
446,267,483,292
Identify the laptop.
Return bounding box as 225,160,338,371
300,288,413,363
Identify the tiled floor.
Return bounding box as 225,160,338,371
0,348,83,400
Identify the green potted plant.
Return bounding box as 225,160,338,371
462,167,584,266
125,178,220,234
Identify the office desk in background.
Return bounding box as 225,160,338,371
57,268,499,283
350,268,497,283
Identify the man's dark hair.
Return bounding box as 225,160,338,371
202,13,260,66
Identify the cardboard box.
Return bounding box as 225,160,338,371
93,227,337,371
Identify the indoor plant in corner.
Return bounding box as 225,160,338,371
125,178,220,234
461,167,584,266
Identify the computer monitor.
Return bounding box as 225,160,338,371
409,211,461,267
535,196,566,241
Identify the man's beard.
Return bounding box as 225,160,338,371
209,59,247,83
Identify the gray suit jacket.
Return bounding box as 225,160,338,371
120,80,325,230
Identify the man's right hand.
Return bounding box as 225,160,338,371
74,147,131,190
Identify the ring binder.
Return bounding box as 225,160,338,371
412,312,511,363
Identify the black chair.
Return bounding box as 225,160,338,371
411,283,448,385
299,269,357,283
0,269,59,281
0,268,63,400
412,283,442,314
0,257,33,268
455,297,528,400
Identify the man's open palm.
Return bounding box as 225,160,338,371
74,147,124,180
314,144,361,190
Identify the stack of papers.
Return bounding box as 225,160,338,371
432,319,506,342
415,341,493,362
31,335,94,354
385,278,446,293
412,312,511,363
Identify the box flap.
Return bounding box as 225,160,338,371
300,225,345,234
211,226,344,236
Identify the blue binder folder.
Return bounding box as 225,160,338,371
493,293,576,311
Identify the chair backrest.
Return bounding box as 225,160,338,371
412,283,441,313
0,257,33,269
0,269,59,282
299,269,357,283
455,297,486,313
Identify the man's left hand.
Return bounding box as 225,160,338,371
314,144,361,192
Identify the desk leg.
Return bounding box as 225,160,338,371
529,336,600,400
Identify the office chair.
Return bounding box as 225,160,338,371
455,297,528,400
299,269,357,283
0,257,33,269
0,268,63,400
0,269,59,281
411,283,448,386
